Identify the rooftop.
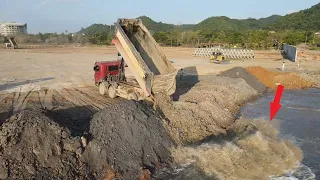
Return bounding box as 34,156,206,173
0,22,26,26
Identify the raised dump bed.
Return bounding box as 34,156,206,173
112,18,177,97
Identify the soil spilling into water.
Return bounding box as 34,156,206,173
246,66,315,90
172,119,303,180
155,76,259,144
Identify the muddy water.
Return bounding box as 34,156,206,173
241,88,320,179
155,88,319,179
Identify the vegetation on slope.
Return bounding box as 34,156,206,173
267,3,320,30
8,3,320,48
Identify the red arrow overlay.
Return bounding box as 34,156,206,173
270,85,284,121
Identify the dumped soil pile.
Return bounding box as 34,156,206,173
83,100,173,179
246,66,315,90
218,67,267,93
155,76,259,144
0,109,86,179
172,119,303,180
0,101,173,179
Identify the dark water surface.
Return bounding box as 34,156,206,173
241,88,320,179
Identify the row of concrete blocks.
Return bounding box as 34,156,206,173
192,48,255,59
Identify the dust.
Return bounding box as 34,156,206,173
155,76,259,144
83,100,173,180
172,119,303,180
246,66,315,90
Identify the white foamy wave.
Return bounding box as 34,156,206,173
270,164,316,180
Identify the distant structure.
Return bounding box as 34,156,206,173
0,22,27,36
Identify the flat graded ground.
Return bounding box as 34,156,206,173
0,46,320,122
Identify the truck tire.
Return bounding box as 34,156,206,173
99,83,107,96
108,85,117,99
128,93,138,101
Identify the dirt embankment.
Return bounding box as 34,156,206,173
155,76,259,144
246,66,316,90
218,67,267,93
0,109,86,179
0,101,173,179
83,100,173,179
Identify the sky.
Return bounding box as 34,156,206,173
1,0,319,33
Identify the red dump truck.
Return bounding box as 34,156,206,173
94,18,177,101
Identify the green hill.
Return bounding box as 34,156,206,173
78,24,113,35
267,3,320,30
77,3,320,47
79,2,320,34
137,16,175,32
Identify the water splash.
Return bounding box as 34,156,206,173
171,119,303,179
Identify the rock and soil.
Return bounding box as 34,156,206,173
0,100,173,179
155,76,259,144
82,100,173,180
218,67,267,93
0,109,86,179
246,66,316,90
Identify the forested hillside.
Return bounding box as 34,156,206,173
77,3,320,48
266,3,320,30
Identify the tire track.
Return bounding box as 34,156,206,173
0,93,14,122
12,84,37,113
77,87,118,107
55,88,95,112
0,94,9,103
73,88,105,110
38,88,53,110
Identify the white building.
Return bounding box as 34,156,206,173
0,22,27,36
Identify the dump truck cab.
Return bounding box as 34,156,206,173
93,60,123,84
94,59,145,101
94,60,126,98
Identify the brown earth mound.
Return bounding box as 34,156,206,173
0,101,174,179
172,119,303,180
218,67,267,93
246,66,315,90
155,76,259,144
0,109,87,179
83,100,173,180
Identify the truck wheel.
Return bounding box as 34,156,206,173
99,83,107,96
108,85,117,99
128,93,138,101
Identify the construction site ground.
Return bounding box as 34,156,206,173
0,46,319,179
